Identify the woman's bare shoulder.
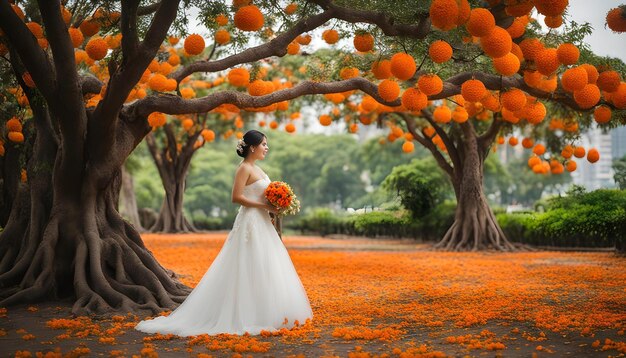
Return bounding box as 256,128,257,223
235,162,253,175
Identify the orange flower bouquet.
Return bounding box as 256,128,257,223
264,181,300,216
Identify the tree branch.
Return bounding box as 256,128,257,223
172,8,335,81
401,113,455,179
145,132,163,168
37,0,88,188
477,113,504,156
173,0,431,81
0,0,56,100
80,74,104,95
308,0,431,37
420,108,462,174
121,0,141,60
163,123,179,165
142,0,181,51
90,0,181,163
125,77,400,118
137,2,161,16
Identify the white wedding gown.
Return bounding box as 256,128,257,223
135,174,313,336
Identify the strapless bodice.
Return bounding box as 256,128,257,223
242,175,271,202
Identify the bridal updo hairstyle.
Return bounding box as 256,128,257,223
236,130,266,158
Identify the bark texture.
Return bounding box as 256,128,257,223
119,165,145,232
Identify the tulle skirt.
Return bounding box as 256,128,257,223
135,207,313,336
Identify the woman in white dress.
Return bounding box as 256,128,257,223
135,130,313,336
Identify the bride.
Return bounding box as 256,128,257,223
135,130,313,336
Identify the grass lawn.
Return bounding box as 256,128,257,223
1,233,625,357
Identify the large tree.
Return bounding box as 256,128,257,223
0,0,625,315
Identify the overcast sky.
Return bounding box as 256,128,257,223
550,0,625,61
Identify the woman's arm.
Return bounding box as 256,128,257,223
231,165,279,213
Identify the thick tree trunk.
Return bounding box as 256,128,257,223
0,171,190,315
119,165,145,232
150,177,196,233
0,113,190,315
434,141,517,251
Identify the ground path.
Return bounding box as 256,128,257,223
1,233,625,357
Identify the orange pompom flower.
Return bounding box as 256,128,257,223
587,148,600,163
573,84,601,109
22,72,35,88
417,74,443,96
6,117,23,132
371,60,392,79
534,0,569,16
597,70,622,92
501,89,527,111
434,105,452,123
215,14,228,26
480,26,512,58
85,37,108,60
340,67,359,80
319,115,332,126
544,15,563,28
148,74,171,92
286,41,300,55
466,8,495,37
228,68,250,87
580,63,599,83
561,66,588,93
184,34,205,55
79,19,100,37
519,38,544,62
556,43,579,65
525,101,547,124
26,22,44,38
429,40,453,63
234,5,264,31
402,141,415,153
322,29,339,44
535,48,560,75
401,88,428,111
493,53,520,76
390,53,416,81
8,131,24,143
215,29,231,45
353,32,374,52
593,105,612,124
378,79,400,102
429,0,459,31
606,6,626,33
69,27,84,48
461,79,487,102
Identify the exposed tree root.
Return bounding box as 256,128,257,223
0,199,191,316
435,200,518,251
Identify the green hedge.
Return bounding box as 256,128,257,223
288,202,456,240
497,189,626,249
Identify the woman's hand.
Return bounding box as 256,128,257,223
264,203,280,214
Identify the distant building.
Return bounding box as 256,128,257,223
571,125,615,190
612,126,626,160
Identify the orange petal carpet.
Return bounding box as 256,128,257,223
1,233,624,357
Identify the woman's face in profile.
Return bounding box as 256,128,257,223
252,136,269,160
